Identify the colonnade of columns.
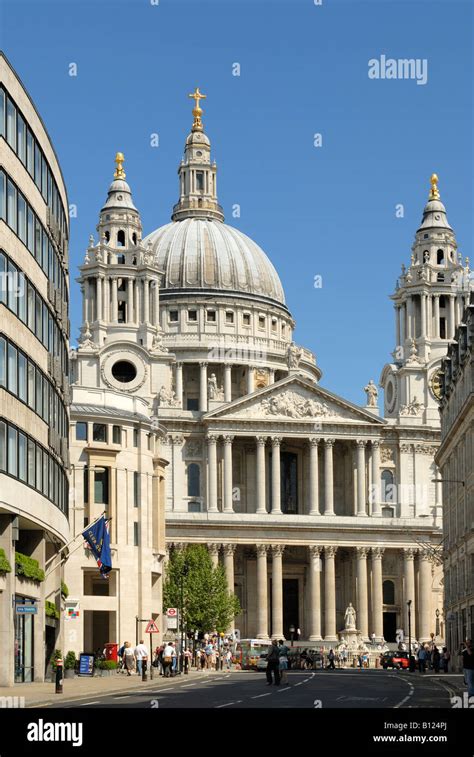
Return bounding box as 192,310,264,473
395,291,468,344
203,434,383,516
168,542,434,643
83,275,160,326
175,362,276,412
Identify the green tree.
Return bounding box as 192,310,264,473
163,545,240,634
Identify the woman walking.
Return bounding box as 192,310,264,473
122,642,135,676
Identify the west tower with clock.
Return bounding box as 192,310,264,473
380,174,472,426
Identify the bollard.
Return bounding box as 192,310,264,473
55,659,63,694
142,659,148,681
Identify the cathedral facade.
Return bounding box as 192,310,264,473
65,91,471,653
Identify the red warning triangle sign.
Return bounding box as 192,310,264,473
145,619,159,634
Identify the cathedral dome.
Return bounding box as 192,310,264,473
143,218,286,306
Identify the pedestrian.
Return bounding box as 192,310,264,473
162,642,174,677
418,646,427,673
459,639,474,697
432,645,440,673
278,640,289,685
171,643,178,675
442,647,450,673
200,647,206,671
225,649,232,670
266,639,281,685
134,640,148,677
118,643,125,673
327,649,335,670
122,642,135,676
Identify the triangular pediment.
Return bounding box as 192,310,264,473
204,375,385,425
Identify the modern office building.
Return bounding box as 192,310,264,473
0,53,70,685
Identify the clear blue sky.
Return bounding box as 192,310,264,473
1,0,472,404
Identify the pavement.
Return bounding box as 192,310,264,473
0,668,468,709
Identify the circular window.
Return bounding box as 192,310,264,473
386,382,393,404
112,360,137,383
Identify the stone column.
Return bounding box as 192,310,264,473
323,439,335,515
356,547,369,639
208,543,220,569
135,278,141,324
247,366,254,395
153,280,159,326
269,369,275,385
403,548,417,640
356,440,367,516
223,543,236,597
434,295,440,338
395,305,401,347
271,545,285,639
96,276,102,321
426,295,432,338
309,438,320,515
175,363,183,407
271,437,282,514
256,436,267,514
308,545,322,641
128,276,135,324
111,278,118,322
81,282,87,323
207,434,218,513
449,294,456,339
223,435,234,513
418,550,432,643
199,362,208,412
400,303,406,343
420,293,426,335
323,546,338,641
224,363,232,403
256,544,269,639
371,547,385,641
371,440,381,516
406,297,413,339
143,278,150,323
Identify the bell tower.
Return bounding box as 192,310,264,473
76,153,164,351
380,174,472,425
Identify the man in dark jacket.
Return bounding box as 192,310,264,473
266,640,281,685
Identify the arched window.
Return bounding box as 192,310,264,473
116,254,125,264
132,233,137,245
104,231,110,242
117,230,125,247
187,463,200,497
437,249,444,265
383,580,395,605
381,470,394,503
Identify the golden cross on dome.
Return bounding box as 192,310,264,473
114,152,126,180
429,172,440,200
188,87,207,131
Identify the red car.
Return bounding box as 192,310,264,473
381,651,409,669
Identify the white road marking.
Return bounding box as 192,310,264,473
215,700,242,708
79,701,100,706
251,693,271,699
182,684,196,688
277,687,291,692
113,695,131,699
294,682,303,687
393,679,415,709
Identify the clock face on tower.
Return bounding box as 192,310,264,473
429,369,443,401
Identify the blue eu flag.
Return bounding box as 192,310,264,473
82,516,112,576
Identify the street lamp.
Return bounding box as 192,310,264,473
435,609,440,638
407,600,415,672
289,624,295,647
179,562,189,674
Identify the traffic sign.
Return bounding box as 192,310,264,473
145,619,159,634
166,608,178,617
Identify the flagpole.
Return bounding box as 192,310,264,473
44,512,111,578
44,510,108,568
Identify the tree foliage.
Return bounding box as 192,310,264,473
163,545,240,633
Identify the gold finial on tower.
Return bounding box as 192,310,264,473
429,172,440,200
114,152,126,180
188,87,207,131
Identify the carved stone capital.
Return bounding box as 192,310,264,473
172,542,187,552
419,549,432,563
371,547,385,560
356,546,370,559
309,437,320,448
256,436,268,447
199,361,208,368
356,439,367,449
256,544,269,557
171,435,184,446
207,434,219,445
222,543,237,557
271,544,285,558
324,438,335,448
324,545,338,558
371,440,380,450
207,543,221,557
271,436,282,447
223,434,234,445
309,545,322,559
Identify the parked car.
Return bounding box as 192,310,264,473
381,651,409,669
256,653,268,671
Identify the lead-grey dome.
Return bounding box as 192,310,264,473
144,218,286,306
